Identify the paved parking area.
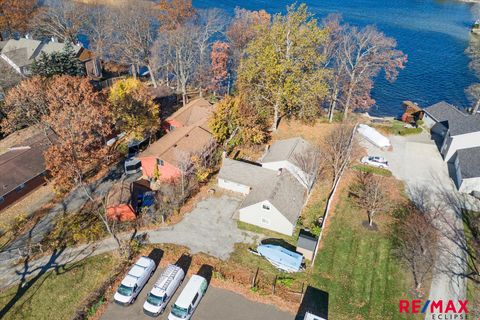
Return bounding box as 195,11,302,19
101,266,292,320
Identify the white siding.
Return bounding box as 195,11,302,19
444,131,480,162
423,113,436,128
459,177,480,193
261,160,311,189
239,200,295,236
218,178,250,195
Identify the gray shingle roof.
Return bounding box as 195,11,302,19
297,230,317,251
218,158,277,188
424,101,480,136
261,137,313,164
241,169,307,225
456,146,480,179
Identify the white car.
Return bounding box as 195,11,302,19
168,275,208,320
114,256,156,305
361,156,389,169
143,264,185,317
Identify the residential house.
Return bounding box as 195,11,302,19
0,37,101,78
0,133,50,211
219,158,307,236
164,98,213,132
260,137,317,190
423,101,480,194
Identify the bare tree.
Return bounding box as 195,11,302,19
292,145,323,192
350,171,389,227
393,203,439,292
83,2,115,60
31,0,87,43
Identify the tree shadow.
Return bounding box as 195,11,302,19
295,286,329,320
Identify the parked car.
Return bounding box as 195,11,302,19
167,275,208,320
143,264,185,317
125,157,142,175
360,156,389,169
114,256,156,305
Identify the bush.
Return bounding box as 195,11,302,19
416,119,424,126
398,127,422,136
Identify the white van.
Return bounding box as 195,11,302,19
167,275,208,320
143,264,185,316
114,256,156,305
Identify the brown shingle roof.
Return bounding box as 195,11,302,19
139,125,213,167
166,98,213,127
0,133,50,197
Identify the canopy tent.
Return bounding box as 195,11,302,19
357,124,391,148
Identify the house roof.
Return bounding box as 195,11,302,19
219,158,278,188
166,98,213,127
242,169,307,225
139,124,213,167
261,137,313,165
1,38,82,69
424,101,480,136
456,146,480,179
0,133,50,197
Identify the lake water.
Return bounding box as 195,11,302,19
194,0,479,116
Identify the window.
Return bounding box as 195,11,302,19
157,159,164,166
16,183,25,191
262,204,270,210
191,293,199,305
261,218,270,225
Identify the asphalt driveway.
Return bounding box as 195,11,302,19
101,267,292,320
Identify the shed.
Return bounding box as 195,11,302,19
296,229,318,261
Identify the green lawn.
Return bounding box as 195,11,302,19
374,120,422,136
310,195,414,320
0,254,117,320
353,164,393,177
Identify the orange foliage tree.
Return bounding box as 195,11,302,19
210,41,230,94
0,0,38,40
156,0,196,31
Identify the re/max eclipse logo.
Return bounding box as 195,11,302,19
399,300,470,319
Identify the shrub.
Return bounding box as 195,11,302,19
353,164,392,177
416,119,424,126
398,127,422,136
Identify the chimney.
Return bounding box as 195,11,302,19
277,168,283,176
25,33,31,40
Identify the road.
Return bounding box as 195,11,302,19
361,131,471,317
0,195,256,290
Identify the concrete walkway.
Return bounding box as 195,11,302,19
0,195,256,290
361,132,472,317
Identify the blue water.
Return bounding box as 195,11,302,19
194,0,479,116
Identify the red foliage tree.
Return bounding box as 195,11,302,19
210,41,230,94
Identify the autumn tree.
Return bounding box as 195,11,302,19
83,2,115,60
392,203,439,292
1,77,50,135
0,0,38,40
31,0,87,43
335,24,406,120
210,41,231,94
43,76,113,191
350,171,389,227
237,4,329,131
226,7,270,71
156,0,196,31
108,78,160,139
31,42,85,77
208,95,268,147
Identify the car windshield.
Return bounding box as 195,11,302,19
171,304,189,318
147,293,164,306
117,284,133,296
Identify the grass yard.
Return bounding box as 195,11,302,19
373,120,422,136
310,194,415,320
0,254,117,320
352,164,393,177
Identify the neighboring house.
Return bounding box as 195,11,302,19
219,158,307,236
0,36,101,78
261,137,317,190
138,98,215,181
218,137,316,236
453,146,480,194
0,133,50,211
164,98,213,132
423,101,480,162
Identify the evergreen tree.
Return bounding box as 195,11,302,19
31,42,85,77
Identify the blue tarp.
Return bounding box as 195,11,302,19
257,244,303,272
